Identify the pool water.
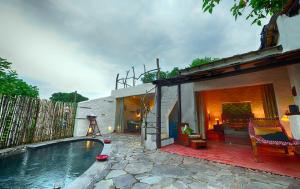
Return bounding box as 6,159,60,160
0,140,103,189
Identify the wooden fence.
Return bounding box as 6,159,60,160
0,95,76,149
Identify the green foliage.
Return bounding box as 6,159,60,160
166,67,180,78
189,57,218,68
141,67,180,83
141,72,157,83
141,57,218,83
0,57,39,98
50,92,89,103
182,125,193,135
202,0,288,25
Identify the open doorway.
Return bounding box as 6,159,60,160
115,94,155,134
196,84,278,145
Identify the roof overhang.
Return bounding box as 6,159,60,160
153,47,300,87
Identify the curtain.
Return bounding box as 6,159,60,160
261,84,279,118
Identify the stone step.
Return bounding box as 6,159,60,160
162,138,174,147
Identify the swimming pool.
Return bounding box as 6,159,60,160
0,140,103,189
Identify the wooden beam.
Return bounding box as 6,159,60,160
153,55,300,87
156,58,160,80
115,73,119,90
156,85,161,148
132,66,136,86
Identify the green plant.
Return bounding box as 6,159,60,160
0,57,39,98
189,57,218,68
182,125,193,135
50,92,88,103
202,0,289,25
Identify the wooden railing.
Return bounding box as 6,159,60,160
0,95,76,149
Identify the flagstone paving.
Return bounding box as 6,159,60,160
93,134,300,189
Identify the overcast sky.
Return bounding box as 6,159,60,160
0,0,267,99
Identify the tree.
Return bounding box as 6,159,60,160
189,57,218,68
166,67,180,78
202,0,289,25
50,92,89,103
141,72,157,83
0,57,39,98
141,68,180,83
141,58,217,83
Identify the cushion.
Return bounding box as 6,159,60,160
261,132,290,142
254,127,282,135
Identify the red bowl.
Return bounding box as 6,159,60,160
104,139,111,144
96,154,109,161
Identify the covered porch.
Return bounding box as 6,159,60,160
153,47,300,177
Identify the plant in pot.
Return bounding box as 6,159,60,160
182,125,193,135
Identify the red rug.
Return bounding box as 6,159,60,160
161,142,300,178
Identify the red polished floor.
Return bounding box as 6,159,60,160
161,141,300,178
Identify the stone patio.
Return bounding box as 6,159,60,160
93,134,300,189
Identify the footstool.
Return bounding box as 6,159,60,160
190,140,207,149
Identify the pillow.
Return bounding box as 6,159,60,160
261,132,290,142
254,127,282,135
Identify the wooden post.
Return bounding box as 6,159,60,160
125,70,129,88
132,66,136,86
156,58,160,80
115,73,119,90
156,85,161,148
178,84,182,125
74,91,77,103
143,64,147,74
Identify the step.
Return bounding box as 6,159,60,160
162,138,174,147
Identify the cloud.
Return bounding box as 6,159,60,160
0,0,267,99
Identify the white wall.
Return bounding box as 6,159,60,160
74,83,155,137
74,96,116,136
180,67,294,135
111,83,155,98
288,64,300,106
181,83,197,131
277,11,300,52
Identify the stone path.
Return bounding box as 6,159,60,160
94,134,300,189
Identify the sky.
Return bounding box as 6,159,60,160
0,0,267,99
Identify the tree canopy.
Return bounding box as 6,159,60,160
50,92,89,103
202,0,289,25
0,57,39,98
141,67,180,83
141,57,218,83
189,57,218,68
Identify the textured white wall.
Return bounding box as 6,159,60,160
288,64,300,106
277,12,300,52
74,96,116,136
74,83,155,137
181,83,197,131
111,83,155,98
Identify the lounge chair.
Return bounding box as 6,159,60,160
248,118,300,162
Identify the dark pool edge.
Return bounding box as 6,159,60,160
0,145,26,158
0,137,103,157
26,137,103,149
64,140,112,189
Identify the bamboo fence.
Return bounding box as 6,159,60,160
0,95,76,149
